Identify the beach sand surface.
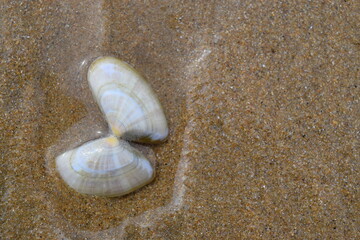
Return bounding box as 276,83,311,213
1,1,359,239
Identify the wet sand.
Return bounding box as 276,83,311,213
1,1,359,239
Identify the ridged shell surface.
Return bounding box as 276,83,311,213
56,136,154,197
88,56,168,143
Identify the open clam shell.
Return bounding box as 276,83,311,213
88,56,168,143
56,56,168,197
56,136,155,197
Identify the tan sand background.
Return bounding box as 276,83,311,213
1,0,359,239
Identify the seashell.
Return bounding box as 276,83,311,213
88,56,168,143
56,136,155,197
56,56,168,197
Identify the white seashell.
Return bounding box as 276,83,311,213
88,56,168,143
56,56,168,197
56,136,155,197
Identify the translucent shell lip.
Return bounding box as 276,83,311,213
55,56,168,197
56,136,155,197
87,56,169,143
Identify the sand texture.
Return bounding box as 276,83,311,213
1,0,359,239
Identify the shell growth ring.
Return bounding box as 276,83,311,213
56,56,168,197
